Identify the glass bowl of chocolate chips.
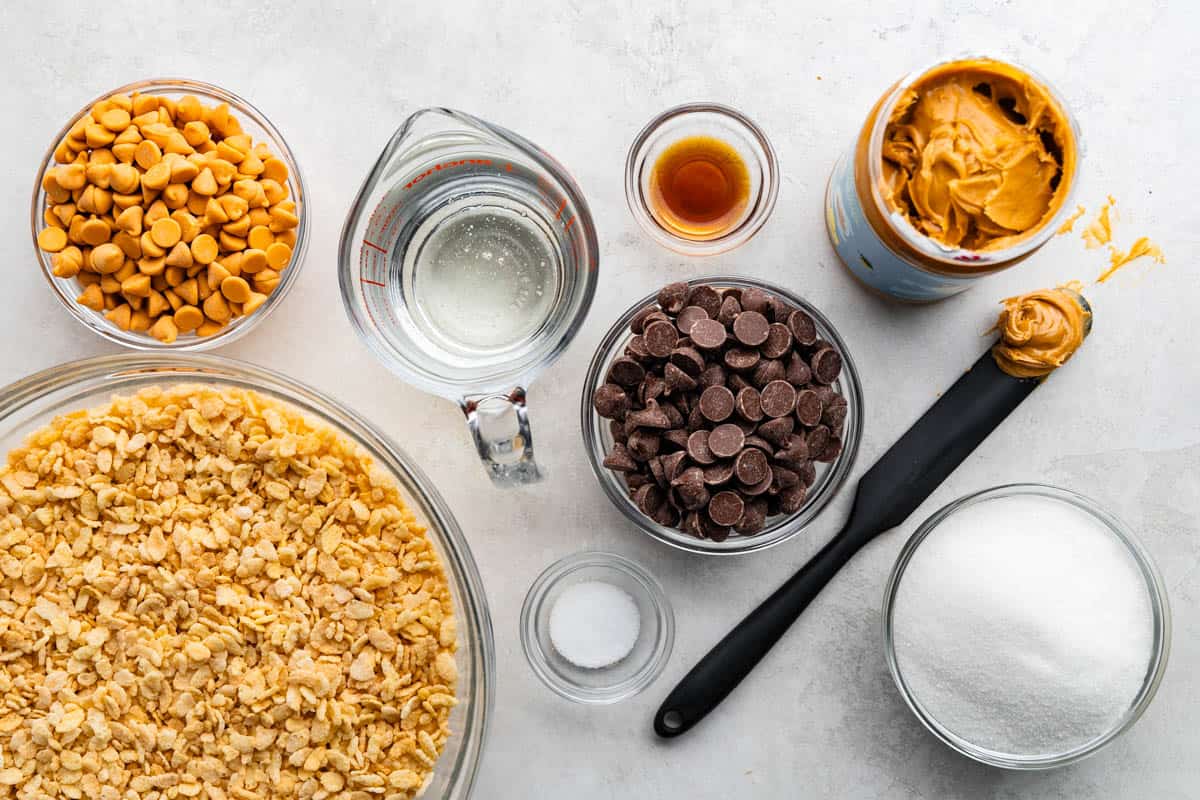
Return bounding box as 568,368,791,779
581,277,863,555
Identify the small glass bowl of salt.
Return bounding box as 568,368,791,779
521,552,674,704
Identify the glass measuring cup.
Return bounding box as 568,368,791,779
339,108,598,487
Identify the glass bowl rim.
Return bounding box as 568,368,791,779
624,102,780,257
580,275,863,556
0,352,495,797
881,482,1171,770
30,77,310,352
519,550,675,705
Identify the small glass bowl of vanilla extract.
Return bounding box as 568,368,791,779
625,103,779,256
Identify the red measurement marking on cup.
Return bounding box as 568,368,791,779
404,159,493,190
553,198,567,220
360,278,386,287
363,240,387,254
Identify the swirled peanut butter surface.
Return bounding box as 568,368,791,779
881,60,1073,252
992,283,1089,378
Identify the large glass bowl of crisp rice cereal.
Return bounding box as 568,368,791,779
0,354,493,799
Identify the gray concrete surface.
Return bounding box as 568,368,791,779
1,1,1196,797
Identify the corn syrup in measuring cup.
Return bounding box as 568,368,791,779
339,108,598,486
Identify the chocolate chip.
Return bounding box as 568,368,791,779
625,472,651,491
724,347,760,372
608,356,645,387
771,466,800,492
673,474,710,511
699,385,735,422
821,393,848,430
708,491,745,526
602,442,638,472
648,456,667,487
733,311,770,346
708,423,745,459
627,429,660,461
752,359,785,388
742,470,773,496
657,282,690,314
661,401,685,429
690,318,727,350
766,296,793,323
733,417,758,435
652,503,679,527
625,335,652,362
735,447,769,485
686,404,705,432
641,373,665,404
609,419,627,444
736,387,764,422
669,346,705,377
663,428,690,451
795,389,823,427
743,434,774,456
760,380,797,418
779,483,808,514
738,287,770,314
698,363,726,389
727,372,752,394
660,450,688,481
811,347,843,385
806,424,831,456
761,323,793,359
686,430,716,465
676,306,710,336
686,285,724,318
635,484,666,515
717,295,742,327
735,498,768,534
703,460,736,485
797,460,817,487
786,351,812,385
664,362,697,394
644,321,679,358
626,403,671,429
774,434,810,467
630,306,656,335
698,514,731,542
815,435,843,463
593,383,630,419
787,309,818,346
758,416,795,447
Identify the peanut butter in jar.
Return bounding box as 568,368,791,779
825,57,1080,302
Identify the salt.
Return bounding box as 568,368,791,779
892,494,1154,756
549,581,641,669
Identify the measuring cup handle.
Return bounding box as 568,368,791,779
462,388,544,487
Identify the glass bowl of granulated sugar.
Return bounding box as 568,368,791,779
883,484,1170,769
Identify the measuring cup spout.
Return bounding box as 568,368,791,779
462,389,543,487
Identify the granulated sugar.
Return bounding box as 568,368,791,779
550,581,641,669
891,494,1154,756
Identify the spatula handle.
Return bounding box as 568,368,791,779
653,525,869,737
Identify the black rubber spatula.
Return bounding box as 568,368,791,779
654,302,1090,738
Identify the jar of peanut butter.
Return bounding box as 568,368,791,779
825,57,1080,302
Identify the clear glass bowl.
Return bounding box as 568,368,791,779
30,78,309,351
520,552,674,704
883,484,1171,769
0,354,493,797
581,276,863,555
625,103,779,256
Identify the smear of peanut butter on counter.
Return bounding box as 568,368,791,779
881,60,1073,251
1082,195,1116,248
991,283,1090,379
1099,237,1166,283
1056,205,1085,235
